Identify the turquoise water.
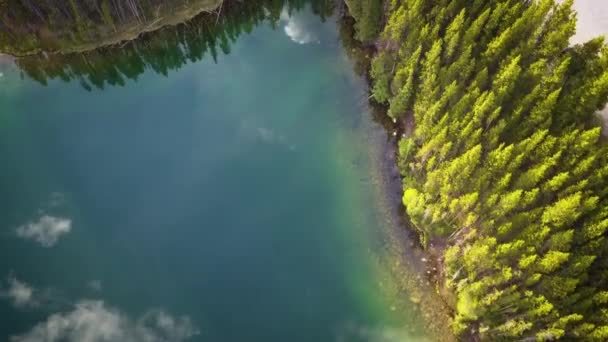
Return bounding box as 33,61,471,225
0,7,429,342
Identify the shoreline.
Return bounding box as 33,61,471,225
0,0,222,58
365,107,455,341
338,10,455,339
338,8,457,336
337,13,457,342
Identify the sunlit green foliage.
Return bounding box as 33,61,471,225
360,0,608,339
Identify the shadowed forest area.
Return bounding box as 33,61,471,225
3,0,334,89
0,0,222,55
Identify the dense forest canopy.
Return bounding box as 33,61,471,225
344,0,608,340
4,0,334,89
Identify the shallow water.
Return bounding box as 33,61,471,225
0,6,431,342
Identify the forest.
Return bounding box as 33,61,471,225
344,0,608,340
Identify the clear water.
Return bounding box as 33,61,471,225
0,7,429,342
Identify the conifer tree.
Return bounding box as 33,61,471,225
346,0,608,339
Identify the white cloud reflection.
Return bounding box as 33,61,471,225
16,215,71,247
11,300,200,342
280,9,320,44
1,276,37,308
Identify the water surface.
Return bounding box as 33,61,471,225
0,6,429,342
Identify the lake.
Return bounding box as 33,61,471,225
0,3,434,342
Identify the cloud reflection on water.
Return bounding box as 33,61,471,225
0,275,198,342
10,300,199,342
1,276,37,308
15,215,72,248
280,8,320,44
